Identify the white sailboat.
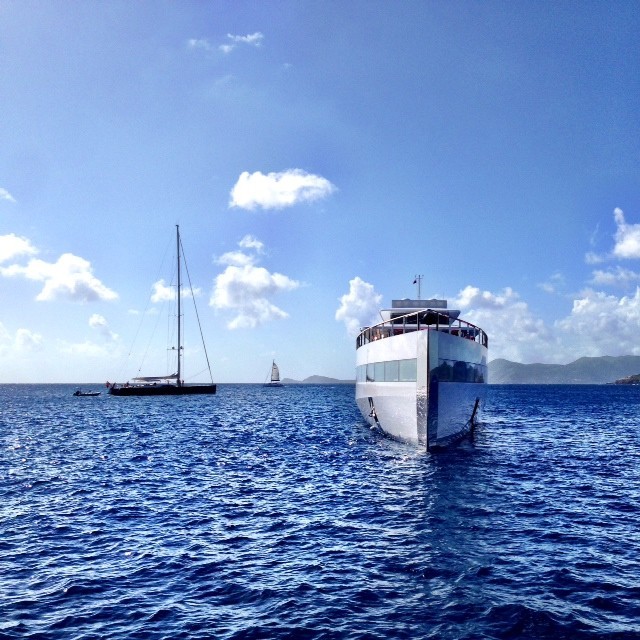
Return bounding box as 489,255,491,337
263,360,284,387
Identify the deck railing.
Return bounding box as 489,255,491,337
356,309,489,350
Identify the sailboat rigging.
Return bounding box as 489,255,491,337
108,225,217,396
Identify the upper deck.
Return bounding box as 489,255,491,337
356,298,489,350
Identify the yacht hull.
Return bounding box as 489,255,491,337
109,384,216,396
356,328,487,449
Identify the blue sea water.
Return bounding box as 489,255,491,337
1,383,640,640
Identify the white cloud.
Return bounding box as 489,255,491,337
150,278,200,302
1,253,117,302
454,285,519,310
335,277,383,337
216,250,255,267
15,328,43,350
589,266,640,287
239,235,264,252
229,169,336,211
456,283,640,362
0,233,38,263
538,272,565,294
220,32,264,54
89,314,118,342
211,236,299,329
585,251,606,265
555,288,640,357
0,322,43,354
151,279,175,303
229,32,264,46
187,38,212,51
216,236,265,267
211,265,300,329
613,208,640,259
448,286,556,363
0,188,16,203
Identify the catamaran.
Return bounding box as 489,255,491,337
355,277,488,450
108,226,216,396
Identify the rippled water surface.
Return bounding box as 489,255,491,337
1,383,640,639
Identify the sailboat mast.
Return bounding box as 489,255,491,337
176,224,181,385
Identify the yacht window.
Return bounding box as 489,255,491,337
385,360,399,382
366,363,375,382
399,358,417,382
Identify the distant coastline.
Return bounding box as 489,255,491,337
489,355,640,384
281,375,354,385
610,373,640,385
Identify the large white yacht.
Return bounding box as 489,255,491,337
355,292,488,450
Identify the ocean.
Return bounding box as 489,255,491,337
1,383,639,639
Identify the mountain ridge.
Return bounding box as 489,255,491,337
489,355,640,384
281,355,640,385
281,375,354,385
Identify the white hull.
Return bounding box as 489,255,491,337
356,314,488,449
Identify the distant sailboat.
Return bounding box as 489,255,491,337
107,225,217,397
264,360,284,387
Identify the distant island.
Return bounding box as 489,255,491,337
281,375,354,385
489,355,640,384
611,373,640,385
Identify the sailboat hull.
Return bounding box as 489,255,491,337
109,384,216,396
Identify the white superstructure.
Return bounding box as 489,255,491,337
355,298,488,450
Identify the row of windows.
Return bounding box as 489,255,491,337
356,358,487,384
356,359,417,383
432,359,487,383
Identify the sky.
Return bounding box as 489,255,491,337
1,1,639,383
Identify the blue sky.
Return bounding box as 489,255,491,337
1,1,639,383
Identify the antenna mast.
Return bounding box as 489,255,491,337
413,274,423,299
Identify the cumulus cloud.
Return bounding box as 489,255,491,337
0,322,43,354
556,288,640,357
613,208,640,259
89,314,118,342
456,283,640,362
211,237,300,329
216,236,263,268
589,267,640,288
0,188,16,203
229,169,336,211
582,209,640,289
450,286,555,362
335,277,383,337
150,278,200,302
1,253,117,303
0,233,38,263
220,32,264,54
239,235,264,251
151,279,175,303
216,250,255,267
15,328,43,350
